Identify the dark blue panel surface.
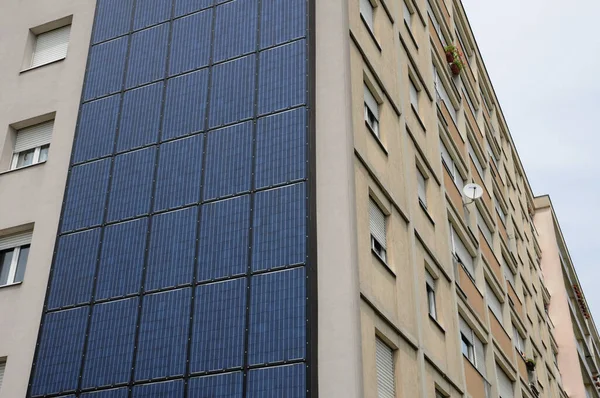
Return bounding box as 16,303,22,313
247,364,306,398
135,288,191,380
133,0,172,30
126,23,169,89
107,147,156,222
154,134,203,212
30,307,88,396
117,82,163,152
61,159,111,233
188,372,243,398
81,388,129,398
146,207,197,290
82,298,138,388
93,0,134,44
213,0,257,63
162,68,208,140
84,37,128,101
260,0,306,49
209,54,255,128
133,380,184,397
197,195,250,281
248,268,306,365
73,95,120,164
258,40,306,115
47,229,101,309
251,183,306,271
255,108,306,188
203,121,252,200
96,218,148,299
169,10,212,76
174,0,212,17
190,279,246,372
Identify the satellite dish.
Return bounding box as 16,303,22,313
463,183,483,200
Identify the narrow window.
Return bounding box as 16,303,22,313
0,231,32,286
403,1,412,29
468,141,485,178
460,317,486,376
425,270,437,319
369,199,387,262
476,207,493,245
496,363,514,398
486,282,504,324
31,25,71,68
440,140,465,191
375,337,395,398
364,84,380,137
450,224,474,278
409,78,419,114
0,358,5,391
360,0,375,31
494,196,507,225
417,168,427,209
11,121,53,170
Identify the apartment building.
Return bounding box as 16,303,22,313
0,0,595,397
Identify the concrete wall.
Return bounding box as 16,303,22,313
0,0,95,396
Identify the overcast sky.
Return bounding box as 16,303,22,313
461,0,600,322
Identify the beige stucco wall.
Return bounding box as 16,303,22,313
0,1,95,396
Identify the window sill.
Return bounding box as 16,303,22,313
372,248,396,278
419,200,435,226
0,281,22,290
429,313,445,334
360,15,382,52
0,160,46,176
20,57,66,74
365,122,388,156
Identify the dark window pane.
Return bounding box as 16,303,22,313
0,249,14,285
13,245,30,283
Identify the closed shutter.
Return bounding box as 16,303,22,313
459,317,473,344
0,232,32,251
31,25,71,68
360,0,374,29
376,338,395,398
364,85,379,119
486,282,503,324
451,226,474,277
369,199,386,248
14,121,53,153
496,363,514,398
474,335,486,377
0,359,5,390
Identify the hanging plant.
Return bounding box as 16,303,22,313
444,45,456,63
444,45,464,76
450,59,464,76
525,358,536,371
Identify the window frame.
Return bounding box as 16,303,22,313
403,0,413,30
426,271,437,319
440,139,465,192
409,76,420,114
364,84,380,138
30,24,71,69
360,0,375,32
0,244,30,287
375,336,396,398
11,144,50,170
416,167,428,209
468,140,486,179
369,198,388,263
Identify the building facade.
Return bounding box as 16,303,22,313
0,0,596,398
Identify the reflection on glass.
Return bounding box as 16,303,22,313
14,245,30,283
0,249,14,286
16,149,35,168
39,145,49,163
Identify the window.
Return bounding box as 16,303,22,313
435,391,446,398
427,1,444,45
30,25,71,68
364,84,380,138
486,141,498,169
502,257,515,288
496,363,514,398
0,232,32,287
468,141,485,178
463,89,476,117
440,140,465,191
417,168,427,208
486,282,503,324
512,325,525,355
375,337,395,398
426,270,437,319
476,207,492,245
460,317,486,375
403,1,412,29
450,224,474,278
10,121,53,170
369,199,387,262
433,67,456,121
409,78,419,113
360,0,375,31
494,196,506,225
0,358,4,391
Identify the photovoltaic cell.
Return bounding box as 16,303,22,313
248,268,306,365
117,82,163,152
61,158,111,233
162,68,209,140
213,0,258,63
190,279,246,372
197,195,250,281
203,121,253,200
95,218,148,300
30,307,88,397
84,37,128,101
174,0,212,17
258,40,306,115
188,372,243,398
153,134,204,212
81,388,129,398
255,108,306,189
133,380,184,397
169,9,212,76
251,183,306,272
135,288,191,381
47,229,101,309
107,147,156,222
73,94,120,163
133,0,172,30
247,364,306,398
260,0,306,49
126,23,169,89
92,0,134,44
82,298,138,388
145,207,197,290
209,54,255,128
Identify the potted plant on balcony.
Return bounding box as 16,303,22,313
443,45,464,76
450,59,464,76
444,45,457,63
525,358,536,371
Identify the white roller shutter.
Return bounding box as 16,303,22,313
486,282,503,324
14,121,53,153
364,84,379,119
0,232,32,251
369,199,386,249
31,25,71,68
459,317,473,344
0,360,5,390
496,363,514,398
451,226,474,277
474,335,486,377
376,338,395,398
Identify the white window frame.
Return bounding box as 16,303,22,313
11,145,50,170
450,224,474,278
30,25,71,69
0,235,31,287
426,271,437,319
10,120,53,170
360,0,375,32
364,84,380,138
460,317,486,376
370,198,387,263
513,325,525,355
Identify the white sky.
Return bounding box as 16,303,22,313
461,0,600,321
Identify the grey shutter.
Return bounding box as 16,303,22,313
376,338,395,398
369,199,386,249
474,336,486,377
364,84,379,119
496,363,514,398
0,232,32,251
31,25,71,68
486,282,503,324
0,360,5,390
459,317,473,344
14,121,53,153
360,0,374,29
